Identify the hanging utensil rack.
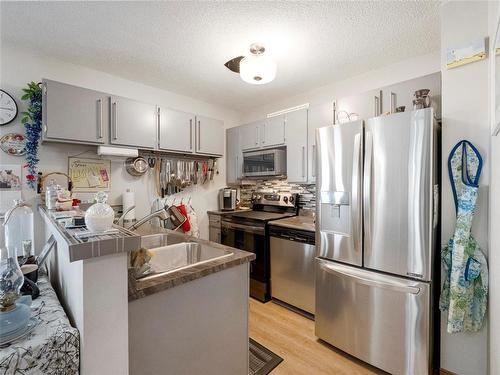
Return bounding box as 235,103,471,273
139,151,219,197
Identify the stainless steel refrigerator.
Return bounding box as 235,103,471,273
315,108,439,375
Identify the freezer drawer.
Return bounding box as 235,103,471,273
315,260,431,375
270,236,315,314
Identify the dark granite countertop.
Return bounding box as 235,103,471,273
128,225,255,301
268,215,316,233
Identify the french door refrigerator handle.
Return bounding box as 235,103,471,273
352,133,362,255
363,131,373,256
319,261,421,295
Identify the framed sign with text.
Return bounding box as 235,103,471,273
68,157,111,192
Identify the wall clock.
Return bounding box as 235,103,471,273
0,89,18,126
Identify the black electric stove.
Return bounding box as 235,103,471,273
220,192,298,302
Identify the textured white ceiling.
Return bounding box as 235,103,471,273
0,1,441,112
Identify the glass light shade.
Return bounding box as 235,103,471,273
239,54,277,85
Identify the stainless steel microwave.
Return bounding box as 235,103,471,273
242,148,286,177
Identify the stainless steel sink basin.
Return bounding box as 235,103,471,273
138,234,233,279
141,233,182,249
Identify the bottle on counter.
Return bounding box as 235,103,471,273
3,199,35,257
45,179,60,210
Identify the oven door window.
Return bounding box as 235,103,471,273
243,153,275,175
221,226,267,281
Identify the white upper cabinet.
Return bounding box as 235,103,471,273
285,108,308,183
195,115,224,156
261,116,285,147
240,122,261,151
226,127,242,184
42,79,109,145
110,95,157,149
158,107,195,153
307,104,332,183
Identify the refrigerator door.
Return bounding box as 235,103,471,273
316,120,363,266
364,108,434,280
315,259,431,375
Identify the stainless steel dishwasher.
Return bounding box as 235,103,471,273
269,225,315,315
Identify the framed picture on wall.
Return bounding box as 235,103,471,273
0,164,22,214
68,157,111,192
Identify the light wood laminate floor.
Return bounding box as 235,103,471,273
249,298,386,375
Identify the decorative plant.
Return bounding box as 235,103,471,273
21,82,43,189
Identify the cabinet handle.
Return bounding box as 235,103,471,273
236,155,238,179
97,99,103,139
112,101,118,140
255,126,259,145
312,144,316,177
189,119,193,150
157,107,160,148
302,146,306,178
390,92,396,114
198,120,201,151
374,96,380,117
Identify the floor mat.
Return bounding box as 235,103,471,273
249,338,283,375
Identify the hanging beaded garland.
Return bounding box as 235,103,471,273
21,82,42,189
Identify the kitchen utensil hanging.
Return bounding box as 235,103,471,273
140,152,218,197
125,157,149,177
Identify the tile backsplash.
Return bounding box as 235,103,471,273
236,178,316,210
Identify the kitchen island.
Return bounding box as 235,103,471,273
40,207,254,375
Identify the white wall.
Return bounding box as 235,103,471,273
0,43,241,243
440,2,490,375
239,51,440,123
489,1,500,375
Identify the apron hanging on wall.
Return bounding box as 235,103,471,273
439,140,488,333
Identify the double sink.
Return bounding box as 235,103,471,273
137,233,233,280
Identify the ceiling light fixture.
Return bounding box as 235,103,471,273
224,43,277,85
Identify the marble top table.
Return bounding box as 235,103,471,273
0,273,80,375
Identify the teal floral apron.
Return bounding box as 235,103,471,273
439,140,488,333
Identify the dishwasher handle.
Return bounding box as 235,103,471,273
269,231,315,245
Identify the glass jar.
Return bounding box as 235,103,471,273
45,179,60,209
4,199,34,257
0,246,24,311
85,192,115,232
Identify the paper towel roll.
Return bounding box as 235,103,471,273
122,189,136,222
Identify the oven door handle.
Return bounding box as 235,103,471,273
221,221,265,235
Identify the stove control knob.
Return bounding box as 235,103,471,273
289,196,294,204
283,196,288,203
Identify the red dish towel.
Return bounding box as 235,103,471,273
176,204,191,232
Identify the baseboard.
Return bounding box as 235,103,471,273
440,369,458,375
